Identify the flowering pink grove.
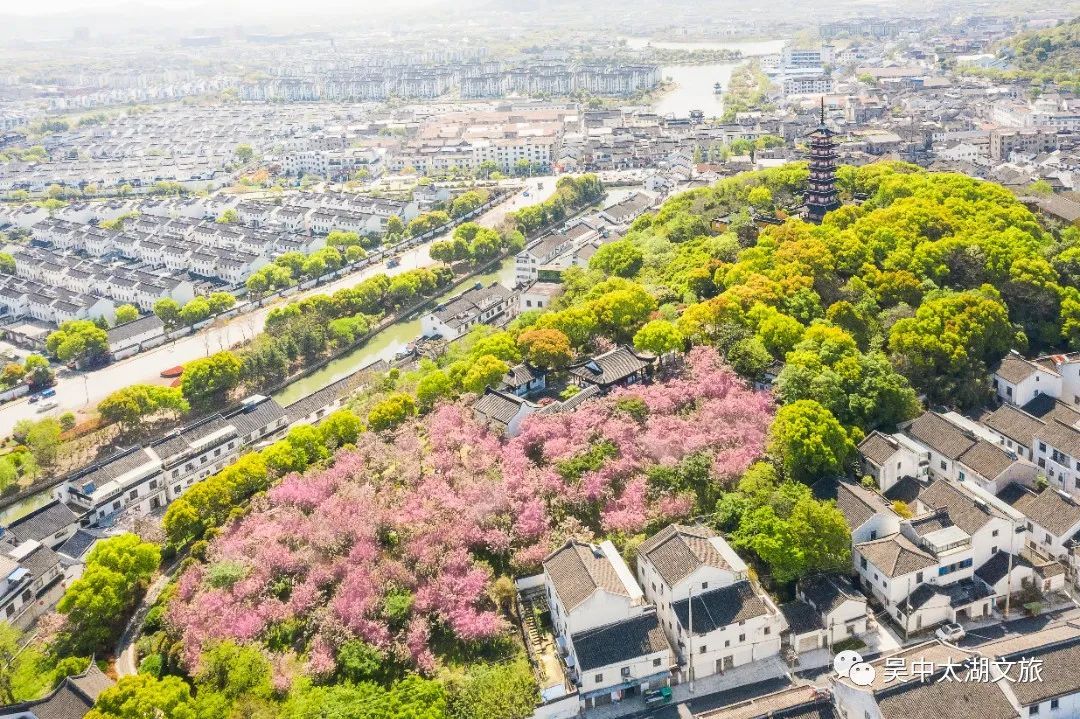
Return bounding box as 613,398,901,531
167,347,773,679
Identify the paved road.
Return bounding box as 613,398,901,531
959,606,1080,648
0,178,559,438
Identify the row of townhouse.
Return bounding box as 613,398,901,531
54,395,289,524
0,376,366,636
21,214,332,310
512,193,655,286
0,155,230,193
236,192,420,237
37,213,318,264
514,217,607,285
850,407,1080,633
281,147,385,180
0,499,109,630
9,246,195,315
534,524,869,711
984,351,1080,497
420,281,516,341
0,275,114,327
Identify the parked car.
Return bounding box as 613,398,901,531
935,623,965,642
644,687,672,708
28,394,39,404
39,388,56,398
387,256,401,269
36,400,58,413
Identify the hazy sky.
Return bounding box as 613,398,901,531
2,0,439,16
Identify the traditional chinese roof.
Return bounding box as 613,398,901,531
543,539,632,612
855,533,937,578
571,611,671,671
637,524,737,587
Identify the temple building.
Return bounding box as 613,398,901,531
804,99,840,223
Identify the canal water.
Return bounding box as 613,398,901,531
621,37,787,119
0,488,54,526
271,254,516,406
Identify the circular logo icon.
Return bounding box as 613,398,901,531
848,662,877,687
833,649,863,678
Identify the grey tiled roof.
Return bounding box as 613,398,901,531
992,353,1045,385
5,500,80,544
0,658,112,719
981,404,1043,447
855,533,937,578
228,397,287,436
571,611,670,671
906,577,992,610
833,481,889,531
472,388,531,426
71,447,158,491
569,345,655,388
883,476,925,505
975,551,1033,587
858,431,901,466
1021,394,1080,426
956,441,1015,481
637,524,730,587
918,480,1000,536
544,540,629,612
1004,485,1080,538
905,412,975,460
15,544,61,585
1003,635,1080,707
779,601,823,635
57,530,101,561
671,581,769,633
799,574,863,615
501,363,544,390
874,667,1018,719
106,318,164,351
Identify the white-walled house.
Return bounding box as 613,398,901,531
544,538,645,642
992,351,1061,407
569,608,673,709
827,480,901,544
858,412,1038,497
853,479,1028,632
976,623,1080,718
542,539,673,708
471,388,539,438
984,396,1080,499
857,431,928,491
997,483,1079,592
636,524,783,681
796,573,869,647
420,283,515,341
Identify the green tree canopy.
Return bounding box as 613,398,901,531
769,399,856,483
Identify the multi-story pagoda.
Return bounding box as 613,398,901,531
804,98,840,223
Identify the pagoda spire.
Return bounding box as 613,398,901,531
804,97,840,223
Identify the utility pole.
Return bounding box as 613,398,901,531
1005,517,1017,619
904,575,912,641
688,585,694,695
